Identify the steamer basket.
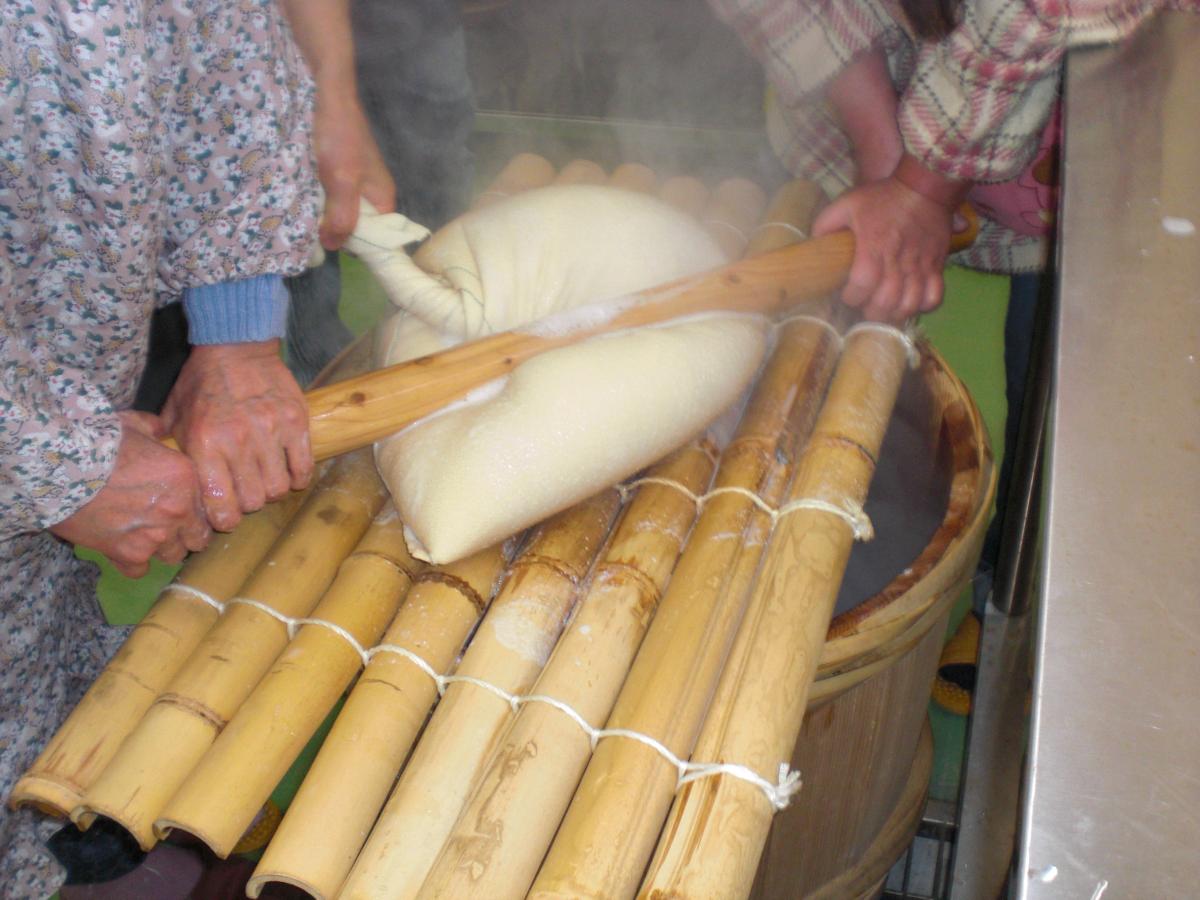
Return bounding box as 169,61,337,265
755,345,994,898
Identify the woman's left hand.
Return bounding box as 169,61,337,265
162,339,314,531
314,93,396,250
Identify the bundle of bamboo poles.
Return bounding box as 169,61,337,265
10,153,963,900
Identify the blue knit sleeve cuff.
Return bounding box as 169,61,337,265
183,274,290,345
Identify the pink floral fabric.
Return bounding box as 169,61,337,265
0,1,318,894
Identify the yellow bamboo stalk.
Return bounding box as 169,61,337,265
154,503,421,855
246,544,509,900
338,489,620,900
529,180,836,900
639,326,910,899
78,449,387,849
702,177,768,259
420,441,716,899
746,180,825,255
8,491,308,818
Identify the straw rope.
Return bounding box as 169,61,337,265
616,478,874,541
703,218,749,243
164,578,801,812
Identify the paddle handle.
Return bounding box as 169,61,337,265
303,231,855,459
156,232,854,461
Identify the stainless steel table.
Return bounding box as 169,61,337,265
1019,12,1200,899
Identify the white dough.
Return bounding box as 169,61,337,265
359,184,767,563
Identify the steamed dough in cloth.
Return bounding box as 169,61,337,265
349,184,769,563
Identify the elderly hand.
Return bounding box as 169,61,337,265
162,339,313,532
50,411,211,578
314,92,396,250
813,154,969,323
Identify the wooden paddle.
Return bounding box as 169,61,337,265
283,231,854,460
161,201,978,461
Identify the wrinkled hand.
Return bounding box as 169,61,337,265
314,93,395,250
813,176,955,323
162,340,313,532
50,412,211,578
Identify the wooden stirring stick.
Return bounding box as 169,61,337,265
192,231,853,461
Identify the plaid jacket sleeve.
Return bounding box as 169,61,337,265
900,0,1197,182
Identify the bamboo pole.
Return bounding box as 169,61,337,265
246,544,509,900
419,441,715,899
638,326,910,899
154,503,422,856
747,180,824,255
300,230,855,460
528,180,836,900
337,489,620,900
78,449,387,849
8,491,308,818
702,177,769,259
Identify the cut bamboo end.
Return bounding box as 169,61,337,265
154,505,421,856
745,180,825,257
702,177,769,259
8,491,309,817
247,545,509,900
77,450,387,850
337,490,621,900
419,442,716,900
638,327,910,899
